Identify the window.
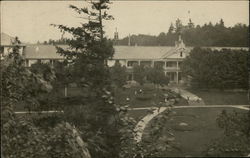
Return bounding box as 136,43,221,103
29,60,38,67
166,61,177,67
25,60,29,67
140,61,151,67
127,61,138,67
178,72,182,81
178,61,182,68
0,46,4,54
154,61,164,68
167,72,176,81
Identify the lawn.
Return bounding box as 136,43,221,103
114,83,188,108
142,107,248,157
127,109,150,122
188,89,249,105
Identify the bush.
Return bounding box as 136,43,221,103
2,118,91,158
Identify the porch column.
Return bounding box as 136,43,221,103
176,61,179,84
176,72,179,84
25,60,29,67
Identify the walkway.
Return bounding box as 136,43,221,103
134,107,168,142
132,105,249,143
169,87,205,105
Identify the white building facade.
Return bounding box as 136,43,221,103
108,36,191,84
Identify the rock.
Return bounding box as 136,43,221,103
179,122,188,126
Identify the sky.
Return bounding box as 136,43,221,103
1,0,249,43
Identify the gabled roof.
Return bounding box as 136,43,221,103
1,32,26,46
1,32,15,46
24,45,67,59
202,47,249,51
113,46,176,60
23,44,249,60
113,46,193,60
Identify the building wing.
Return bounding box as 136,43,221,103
113,46,174,60
1,32,15,46
24,45,68,59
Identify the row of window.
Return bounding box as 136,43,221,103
126,60,182,68
25,59,64,67
127,72,182,81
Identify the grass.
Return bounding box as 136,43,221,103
188,89,249,105
142,107,248,157
127,109,150,122
114,83,188,108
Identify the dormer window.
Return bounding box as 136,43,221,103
180,51,183,57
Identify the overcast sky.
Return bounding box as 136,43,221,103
1,0,249,43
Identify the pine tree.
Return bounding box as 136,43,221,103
175,18,183,35
168,23,175,34
52,1,121,158
188,19,194,28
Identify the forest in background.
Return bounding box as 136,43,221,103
115,19,249,47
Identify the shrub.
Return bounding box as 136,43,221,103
2,117,91,158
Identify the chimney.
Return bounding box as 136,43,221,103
175,35,185,48
114,28,119,40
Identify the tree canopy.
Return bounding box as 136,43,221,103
110,61,127,88
116,19,248,47
181,47,248,89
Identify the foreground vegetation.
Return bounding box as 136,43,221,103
142,107,250,157
2,1,141,157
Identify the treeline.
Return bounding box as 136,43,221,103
116,19,249,47
181,47,248,90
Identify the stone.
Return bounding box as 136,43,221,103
179,122,188,126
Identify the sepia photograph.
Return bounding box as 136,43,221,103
1,0,249,157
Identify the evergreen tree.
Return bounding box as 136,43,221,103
168,23,175,34
117,19,248,47
147,65,169,88
133,64,147,85
52,1,122,158
175,18,183,35
188,19,194,28
110,61,127,88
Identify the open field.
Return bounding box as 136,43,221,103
142,107,248,157
188,89,249,105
